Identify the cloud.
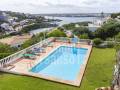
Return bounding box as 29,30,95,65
83,0,99,5
45,2,80,8
0,0,120,13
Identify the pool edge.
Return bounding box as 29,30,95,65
0,45,93,87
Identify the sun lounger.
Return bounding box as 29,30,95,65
27,50,40,56
47,42,54,47
34,48,46,53
31,51,40,56
23,54,36,60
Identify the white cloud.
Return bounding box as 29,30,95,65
0,0,120,13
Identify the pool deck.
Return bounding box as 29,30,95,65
3,41,92,86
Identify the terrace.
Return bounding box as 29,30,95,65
0,37,92,86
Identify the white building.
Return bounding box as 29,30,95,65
15,26,22,31
20,20,28,26
88,23,101,32
88,19,104,32
1,23,14,32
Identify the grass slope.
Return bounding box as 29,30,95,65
0,48,115,90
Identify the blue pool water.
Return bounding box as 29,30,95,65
30,46,88,80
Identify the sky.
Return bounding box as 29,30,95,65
0,0,120,14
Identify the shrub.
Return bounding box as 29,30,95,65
62,23,75,30
114,43,120,51
107,42,114,48
93,38,102,46
0,53,11,59
79,34,89,39
21,32,45,49
94,19,120,40
47,29,66,37
72,26,89,36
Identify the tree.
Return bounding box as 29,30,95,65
115,32,120,41
111,13,120,18
0,43,18,59
77,21,91,26
21,33,45,49
72,26,93,38
57,27,64,31
47,29,66,37
95,19,120,40
63,23,75,30
114,43,120,52
79,34,89,39
73,26,89,35
93,38,102,46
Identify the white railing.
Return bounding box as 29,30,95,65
0,37,54,68
54,37,93,45
0,37,92,68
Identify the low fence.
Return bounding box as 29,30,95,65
54,37,92,45
0,37,92,68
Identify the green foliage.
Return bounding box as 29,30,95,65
115,32,120,41
95,19,120,40
79,33,89,39
114,43,120,51
63,23,75,30
21,33,45,49
115,32,120,39
0,53,12,59
47,29,66,37
106,42,115,48
72,26,89,35
0,43,17,59
57,27,64,31
77,21,91,26
72,26,92,38
62,21,91,30
111,13,120,18
0,43,15,53
0,34,11,39
93,38,102,46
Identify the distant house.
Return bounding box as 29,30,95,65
0,23,14,34
1,23,10,30
88,23,101,32
88,20,104,32
15,26,22,31
20,20,29,26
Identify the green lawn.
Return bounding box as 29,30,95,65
0,48,115,90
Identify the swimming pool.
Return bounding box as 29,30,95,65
30,46,88,81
